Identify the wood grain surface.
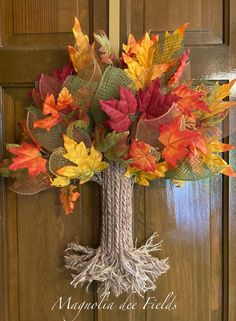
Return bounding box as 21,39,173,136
0,0,236,320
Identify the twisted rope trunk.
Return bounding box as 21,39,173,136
65,162,169,296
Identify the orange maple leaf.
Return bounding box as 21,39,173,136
220,166,236,177
33,94,62,131
60,185,80,215
33,88,74,131
128,140,157,172
68,17,94,73
159,116,204,167
56,87,74,111
7,143,47,177
172,84,210,117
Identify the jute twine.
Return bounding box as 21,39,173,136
65,162,169,296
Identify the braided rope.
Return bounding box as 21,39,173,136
65,162,169,296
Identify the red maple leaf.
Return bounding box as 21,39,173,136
159,116,204,167
128,140,157,172
7,143,47,177
172,84,210,117
168,49,190,86
138,78,180,119
100,86,137,132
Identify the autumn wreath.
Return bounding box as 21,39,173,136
1,18,236,296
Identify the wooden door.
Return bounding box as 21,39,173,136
0,1,108,321
0,1,236,321
120,1,236,321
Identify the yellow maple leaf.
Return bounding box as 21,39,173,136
68,17,94,73
123,32,172,89
51,176,71,187
202,152,227,168
201,80,236,120
152,23,188,64
206,141,234,153
124,161,168,186
124,166,156,186
171,179,185,188
123,53,172,89
155,161,169,177
57,136,109,184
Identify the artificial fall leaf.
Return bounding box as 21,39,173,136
128,140,157,172
201,152,228,168
124,161,168,186
7,143,47,177
60,185,80,215
171,179,185,188
94,31,112,56
51,176,71,187
51,62,75,82
159,116,204,167
155,161,169,177
94,31,119,65
57,136,108,184
135,32,155,69
100,86,137,132
68,17,94,73
32,74,62,107
208,80,236,102
94,126,117,152
123,32,173,89
138,78,180,119
94,125,129,163
172,84,210,117
56,87,74,111
124,166,156,186
152,23,188,64
0,159,13,177
220,165,236,177
33,94,62,131
168,48,190,86
123,53,173,89
105,132,129,164
206,141,234,153
123,33,159,59
200,80,236,120
33,88,75,131
123,34,142,58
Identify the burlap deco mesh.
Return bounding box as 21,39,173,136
48,147,73,176
152,32,185,65
63,75,99,107
27,107,65,152
152,32,185,84
136,104,224,180
135,104,180,147
38,74,62,100
166,156,225,180
9,173,50,195
91,66,136,123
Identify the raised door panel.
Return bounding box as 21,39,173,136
130,0,225,45
120,0,236,321
1,0,93,46
0,1,108,320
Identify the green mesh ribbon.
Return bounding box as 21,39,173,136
91,66,136,123
27,106,65,152
63,75,99,108
166,157,225,181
